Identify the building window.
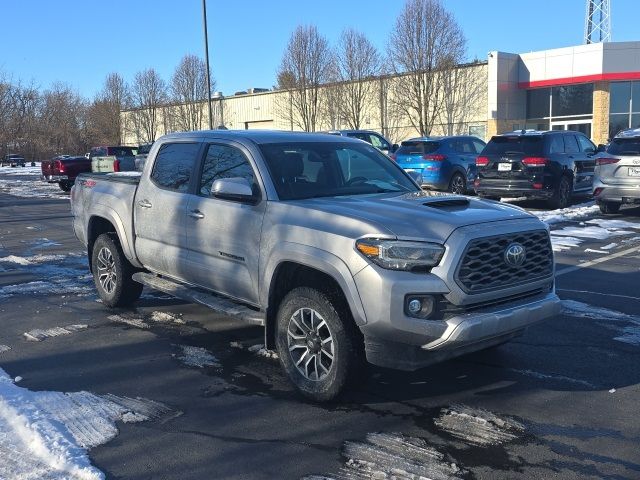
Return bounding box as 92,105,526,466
526,84,594,120
609,81,640,139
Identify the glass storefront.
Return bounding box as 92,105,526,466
526,84,593,134
609,81,640,139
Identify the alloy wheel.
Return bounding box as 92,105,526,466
287,307,334,381
97,247,117,294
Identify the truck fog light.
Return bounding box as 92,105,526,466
405,295,435,319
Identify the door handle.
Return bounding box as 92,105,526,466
188,210,205,220
138,199,152,209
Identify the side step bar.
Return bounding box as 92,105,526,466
132,272,265,326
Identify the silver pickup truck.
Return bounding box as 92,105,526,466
71,130,560,401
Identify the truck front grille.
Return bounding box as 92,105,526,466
455,230,553,294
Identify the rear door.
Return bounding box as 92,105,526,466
479,135,544,181
574,134,597,192
134,141,202,279
184,142,266,304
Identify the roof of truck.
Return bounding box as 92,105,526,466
158,129,367,145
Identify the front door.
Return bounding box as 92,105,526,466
184,142,266,305
134,142,202,279
551,120,592,139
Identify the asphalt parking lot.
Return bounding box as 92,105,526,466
1,168,639,479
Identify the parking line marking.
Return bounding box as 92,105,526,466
556,245,640,277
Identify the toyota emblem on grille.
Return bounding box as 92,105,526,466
504,243,526,267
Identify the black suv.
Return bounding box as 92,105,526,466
474,130,597,209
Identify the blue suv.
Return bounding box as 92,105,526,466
391,136,486,193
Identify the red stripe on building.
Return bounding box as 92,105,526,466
519,71,640,89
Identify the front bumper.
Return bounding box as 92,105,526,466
41,174,69,183
593,182,640,204
364,292,560,370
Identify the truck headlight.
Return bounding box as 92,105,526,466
356,239,445,271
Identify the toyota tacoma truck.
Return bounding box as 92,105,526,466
71,131,560,401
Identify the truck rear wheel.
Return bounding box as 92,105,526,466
59,181,72,192
275,287,358,402
91,233,142,307
598,201,621,214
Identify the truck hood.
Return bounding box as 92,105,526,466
295,191,536,242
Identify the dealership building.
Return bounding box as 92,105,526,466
121,41,640,145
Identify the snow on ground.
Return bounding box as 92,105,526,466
550,235,583,252
562,300,640,346
550,225,634,240
0,367,170,480
24,325,88,342
531,201,600,225
176,345,220,368
509,368,595,388
0,346,11,354
0,253,92,301
434,405,524,446
247,343,279,359
150,311,185,325
304,432,462,480
0,162,69,199
108,314,149,329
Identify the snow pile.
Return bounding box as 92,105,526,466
551,225,633,240
150,311,185,325
305,432,461,480
247,344,279,359
533,202,599,225
0,254,66,266
176,345,220,368
0,345,11,354
0,368,169,480
550,236,583,252
24,325,88,342
562,300,640,346
434,405,524,446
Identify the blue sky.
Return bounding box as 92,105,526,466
0,0,636,98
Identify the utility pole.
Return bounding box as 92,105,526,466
202,0,214,129
584,0,611,44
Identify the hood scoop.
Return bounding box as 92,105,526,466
422,198,470,209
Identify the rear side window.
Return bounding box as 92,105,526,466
548,135,565,154
397,141,440,155
563,135,580,154
576,135,596,153
199,144,256,196
151,143,200,192
483,136,543,156
607,137,640,155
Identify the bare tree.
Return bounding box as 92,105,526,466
441,62,487,135
130,68,167,143
86,73,130,145
334,29,380,130
276,25,332,132
171,54,211,132
38,82,86,156
387,0,466,136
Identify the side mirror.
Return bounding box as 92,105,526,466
407,170,423,186
391,144,399,153
211,177,258,203
596,144,606,153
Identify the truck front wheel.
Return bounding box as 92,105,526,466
91,233,143,307
276,287,358,402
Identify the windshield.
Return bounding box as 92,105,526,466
397,141,440,155
608,137,640,155
483,136,543,156
259,142,418,200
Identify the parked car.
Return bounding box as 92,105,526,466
134,143,153,172
474,130,597,209
89,146,136,172
325,130,398,156
1,154,26,167
72,130,560,401
593,128,640,214
41,155,92,191
391,136,486,194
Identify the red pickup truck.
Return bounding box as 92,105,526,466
41,155,92,191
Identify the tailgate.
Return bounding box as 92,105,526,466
92,155,117,173
41,160,55,176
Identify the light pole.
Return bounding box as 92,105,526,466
202,0,214,130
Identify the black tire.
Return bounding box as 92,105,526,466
91,233,142,308
549,175,572,209
275,287,359,402
59,181,72,192
449,173,466,194
598,201,621,215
